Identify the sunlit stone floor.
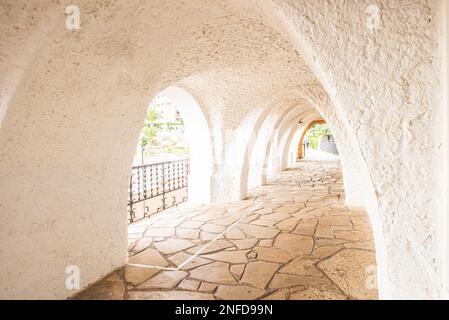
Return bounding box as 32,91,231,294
73,160,377,300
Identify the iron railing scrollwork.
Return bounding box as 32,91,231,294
127,159,189,224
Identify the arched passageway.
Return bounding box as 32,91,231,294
0,0,447,300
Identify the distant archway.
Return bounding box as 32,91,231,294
297,119,325,159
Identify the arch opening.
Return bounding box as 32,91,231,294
127,86,213,224
297,121,338,161
0,0,410,300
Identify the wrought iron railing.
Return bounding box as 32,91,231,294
127,159,189,224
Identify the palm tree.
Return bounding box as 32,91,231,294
138,107,161,163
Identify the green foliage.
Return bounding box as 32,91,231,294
166,146,189,154
306,124,332,150
145,108,161,124
137,103,187,156
308,136,319,149
139,107,161,149
139,126,157,148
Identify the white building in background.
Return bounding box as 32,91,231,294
152,94,182,123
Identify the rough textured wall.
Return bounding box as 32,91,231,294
232,0,443,298
0,0,445,300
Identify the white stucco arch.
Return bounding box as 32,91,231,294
0,0,446,300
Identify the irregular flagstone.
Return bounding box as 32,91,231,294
128,225,149,234
299,217,318,226
240,261,280,289
180,220,203,229
215,285,265,300
332,225,353,231
224,227,246,240
201,250,249,264
279,256,322,276
312,245,342,259
273,196,293,202
276,217,301,232
343,241,375,251
293,225,316,236
251,219,277,227
212,216,240,226
176,228,200,240
247,251,257,260
230,264,245,279
259,239,273,247
289,286,348,300
270,273,331,289
167,252,213,270
319,216,352,227
276,204,305,214
318,249,377,300
252,207,274,215
202,223,226,233
261,212,291,222
137,270,188,289
334,230,372,242
200,231,220,241
127,290,214,300
253,246,292,263
199,282,218,293
153,238,195,255
194,208,227,222
128,240,138,252
231,238,258,250
131,236,153,253
237,223,280,239
262,288,291,300
150,217,185,228
178,279,200,291
240,213,260,223
128,248,168,267
144,227,175,237
82,161,377,301
350,216,372,232
274,233,314,256
315,238,350,246
187,239,234,255
315,224,334,238
125,265,161,286
190,262,237,285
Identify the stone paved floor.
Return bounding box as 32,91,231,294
73,160,377,300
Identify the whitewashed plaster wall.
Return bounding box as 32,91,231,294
0,0,446,300
438,0,449,297
230,0,444,298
